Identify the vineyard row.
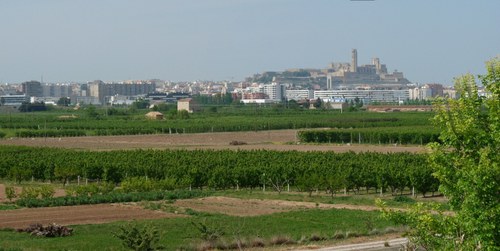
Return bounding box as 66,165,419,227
0,146,438,197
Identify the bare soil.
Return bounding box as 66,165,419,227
0,130,426,153
0,196,391,229
0,203,183,229
173,196,381,216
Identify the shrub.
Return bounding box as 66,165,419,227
75,184,100,197
191,221,224,241
393,195,415,203
345,231,361,238
269,235,296,245
113,222,163,251
121,177,154,193
308,233,326,242
39,185,55,199
99,182,116,194
332,231,345,239
249,238,265,247
19,187,39,199
5,186,16,201
15,190,209,208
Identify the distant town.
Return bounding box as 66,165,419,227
0,49,488,110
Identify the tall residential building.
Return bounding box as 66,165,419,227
314,89,409,104
260,83,285,101
88,80,156,104
21,81,43,97
42,83,73,98
285,89,314,100
409,83,444,100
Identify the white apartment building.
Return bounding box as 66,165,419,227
285,89,313,100
259,83,285,101
314,89,409,104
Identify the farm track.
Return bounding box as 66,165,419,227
0,130,426,153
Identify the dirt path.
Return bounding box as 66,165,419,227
0,130,426,153
0,203,184,229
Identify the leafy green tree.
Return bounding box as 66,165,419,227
54,165,79,186
8,166,33,183
297,171,320,197
131,99,150,110
57,97,71,106
18,102,47,112
177,109,190,119
380,58,500,250
85,105,99,119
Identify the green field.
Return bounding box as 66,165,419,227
0,107,434,138
0,208,398,251
0,107,438,250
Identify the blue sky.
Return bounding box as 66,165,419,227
1,0,498,85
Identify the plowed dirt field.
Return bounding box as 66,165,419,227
0,203,183,229
0,130,426,152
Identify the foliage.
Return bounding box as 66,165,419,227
65,182,114,197
15,129,86,138
0,208,395,250
5,186,16,201
57,97,71,106
0,147,437,197
298,127,439,145
381,58,500,250
19,187,39,199
85,105,100,119
15,190,209,208
378,200,455,250
191,220,224,241
130,99,150,110
39,185,55,199
18,102,47,112
122,177,155,193
0,108,434,137
192,93,233,105
114,222,163,251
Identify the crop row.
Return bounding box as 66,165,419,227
15,190,209,208
0,111,433,137
0,146,438,197
298,127,440,145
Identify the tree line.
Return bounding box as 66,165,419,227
298,127,440,145
0,146,438,197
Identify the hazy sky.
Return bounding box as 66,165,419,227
1,0,498,85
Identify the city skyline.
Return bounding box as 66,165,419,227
1,0,499,85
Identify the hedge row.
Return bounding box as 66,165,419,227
298,128,440,145
15,129,86,138
15,190,210,208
